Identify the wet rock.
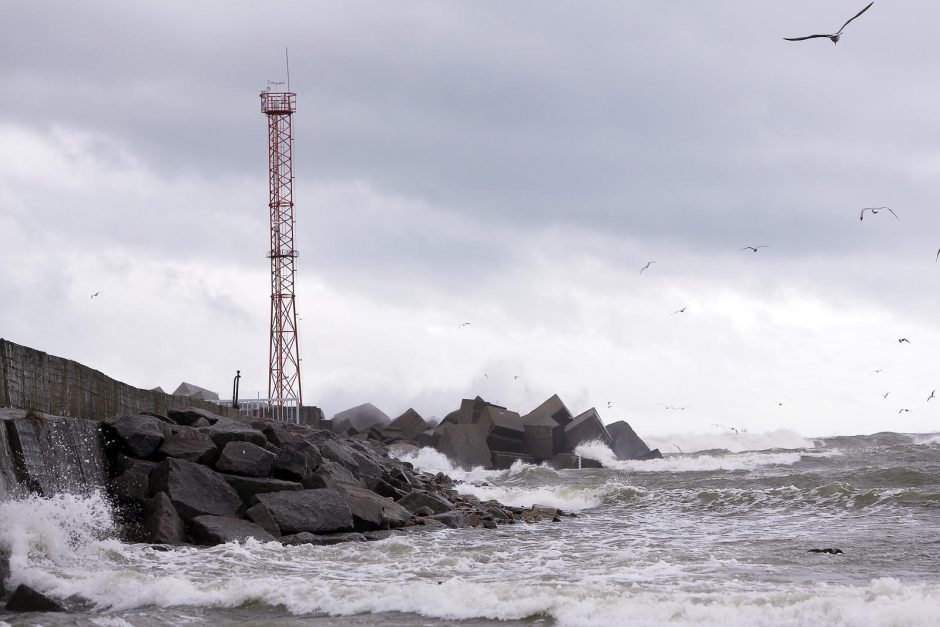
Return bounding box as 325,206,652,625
427,511,470,529
397,490,455,515
111,458,157,503
215,441,276,477
0,551,9,598
638,448,663,460
149,458,242,520
606,420,653,460
5,584,65,612
141,411,175,424
167,407,220,427
317,439,361,473
273,440,321,482
530,505,558,519
382,408,430,442
102,414,171,458
159,426,218,464
220,474,303,504
363,476,404,500
245,503,280,537
254,489,354,535
436,423,492,470
332,403,391,434
491,452,536,469
189,515,277,545
199,418,267,449
329,482,411,530
311,460,358,485
143,491,186,545
280,532,367,546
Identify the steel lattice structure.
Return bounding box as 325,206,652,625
260,90,302,421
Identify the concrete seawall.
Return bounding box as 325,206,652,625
0,338,239,421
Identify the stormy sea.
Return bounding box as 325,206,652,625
1,430,938,626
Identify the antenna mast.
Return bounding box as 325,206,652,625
260,84,302,423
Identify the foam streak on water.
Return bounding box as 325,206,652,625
1,431,939,626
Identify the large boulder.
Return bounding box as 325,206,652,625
167,407,221,426
317,439,361,473
311,460,359,485
329,482,411,530
220,474,303,504
436,423,492,470
102,414,170,458
189,516,277,545
215,441,276,477
607,420,653,460
149,458,242,520
159,426,218,464
331,403,391,434
397,490,454,515
111,457,157,503
245,503,280,537
254,489,354,535
199,418,267,449
272,440,322,482
382,408,430,442
5,584,65,612
563,408,611,451
143,491,186,545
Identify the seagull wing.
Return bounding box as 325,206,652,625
837,1,875,35
936,249,940,262
884,207,899,220
783,34,832,41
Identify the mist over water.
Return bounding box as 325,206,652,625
1,430,939,626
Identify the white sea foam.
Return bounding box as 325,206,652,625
575,440,803,472
645,428,813,454
912,433,940,446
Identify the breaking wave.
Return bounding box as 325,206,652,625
574,441,803,472
645,428,814,454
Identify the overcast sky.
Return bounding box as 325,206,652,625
2,1,939,439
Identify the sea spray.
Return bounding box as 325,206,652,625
574,440,804,472
645,428,814,455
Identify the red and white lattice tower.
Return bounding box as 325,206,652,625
260,89,302,422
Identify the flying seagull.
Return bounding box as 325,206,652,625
928,390,936,402
640,261,656,274
871,369,884,374
899,338,910,344
860,206,898,221
740,245,768,253
90,292,100,299
671,307,688,315
935,249,939,263
607,401,613,409
898,408,911,414
673,444,684,454
784,2,874,45
881,392,891,399
458,322,471,328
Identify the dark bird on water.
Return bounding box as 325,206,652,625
899,338,910,344
785,2,874,45
860,206,898,221
808,548,844,555
899,408,911,414
740,245,768,253
640,261,656,274
928,390,936,402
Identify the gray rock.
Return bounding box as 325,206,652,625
273,440,322,482
143,491,186,545
215,441,276,477
317,439,360,472
0,551,9,598
245,503,280,537
5,584,65,612
638,448,663,460
563,408,612,451
167,407,221,426
329,482,411,530
149,458,242,520
436,423,492,470
429,510,470,529
255,489,354,535
199,417,267,449
220,474,303,504
311,460,358,485
102,414,170,458
607,420,653,460
397,490,455,515
280,532,367,546
159,426,218,464
189,515,277,545
111,458,157,503
331,403,391,434
382,408,430,442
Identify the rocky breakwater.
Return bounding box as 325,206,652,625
328,395,663,471
104,407,566,549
